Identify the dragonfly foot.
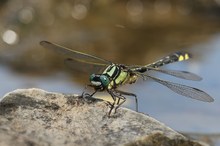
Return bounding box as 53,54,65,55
106,103,115,117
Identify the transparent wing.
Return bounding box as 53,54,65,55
130,66,202,81
145,67,202,81
40,41,111,66
64,58,106,74
143,74,214,102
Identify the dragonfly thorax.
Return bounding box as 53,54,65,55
89,64,131,90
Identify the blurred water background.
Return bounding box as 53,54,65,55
0,0,220,145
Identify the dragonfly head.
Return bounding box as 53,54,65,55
89,74,110,90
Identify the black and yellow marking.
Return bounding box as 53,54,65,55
147,52,191,68
103,64,130,90
178,52,190,61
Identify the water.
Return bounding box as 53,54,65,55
0,65,82,97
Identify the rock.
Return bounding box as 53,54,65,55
0,88,204,146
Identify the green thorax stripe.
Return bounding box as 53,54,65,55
103,65,129,89
103,64,121,80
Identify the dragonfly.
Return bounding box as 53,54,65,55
40,41,214,116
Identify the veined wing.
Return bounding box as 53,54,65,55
130,66,202,81
40,41,111,66
143,74,214,102
144,67,202,81
64,58,106,74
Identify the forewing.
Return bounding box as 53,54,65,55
144,75,214,102
40,41,111,66
64,58,106,74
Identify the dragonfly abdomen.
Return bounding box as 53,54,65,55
147,52,191,68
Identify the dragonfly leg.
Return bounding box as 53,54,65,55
115,90,138,112
107,89,117,116
81,84,97,98
113,92,126,114
81,85,88,97
90,90,97,97
104,100,114,114
116,94,121,105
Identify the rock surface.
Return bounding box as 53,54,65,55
0,88,203,146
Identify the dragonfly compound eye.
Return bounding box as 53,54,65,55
89,74,96,81
100,75,110,87
89,74,102,87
